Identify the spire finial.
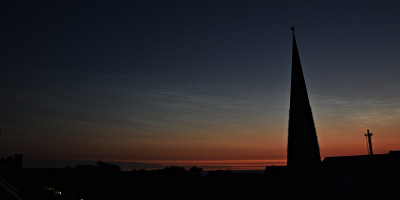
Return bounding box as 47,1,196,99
290,26,295,32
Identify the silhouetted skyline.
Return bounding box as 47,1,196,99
1,1,400,169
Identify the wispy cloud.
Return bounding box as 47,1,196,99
1,73,286,143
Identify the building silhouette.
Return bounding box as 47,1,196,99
287,27,321,171
0,154,23,169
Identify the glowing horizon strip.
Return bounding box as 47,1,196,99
112,159,286,167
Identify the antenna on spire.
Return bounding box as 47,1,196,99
290,26,295,32
364,129,373,156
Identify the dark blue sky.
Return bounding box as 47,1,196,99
1,0,400,165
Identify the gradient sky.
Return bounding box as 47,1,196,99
1,0,400,169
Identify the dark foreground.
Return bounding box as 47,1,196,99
1,163,269,200
1,158,400,200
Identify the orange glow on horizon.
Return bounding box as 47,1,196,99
115,159,286,171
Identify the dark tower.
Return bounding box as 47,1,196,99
287,27,321,170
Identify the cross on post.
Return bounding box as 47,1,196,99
364,129,373,156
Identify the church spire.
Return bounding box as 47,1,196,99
287,27,321,169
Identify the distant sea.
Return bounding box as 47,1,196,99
22,159,165,171
22,159,285,172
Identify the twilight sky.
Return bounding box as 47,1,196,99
1,0,400,169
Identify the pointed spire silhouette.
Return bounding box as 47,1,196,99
287,27,321,169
